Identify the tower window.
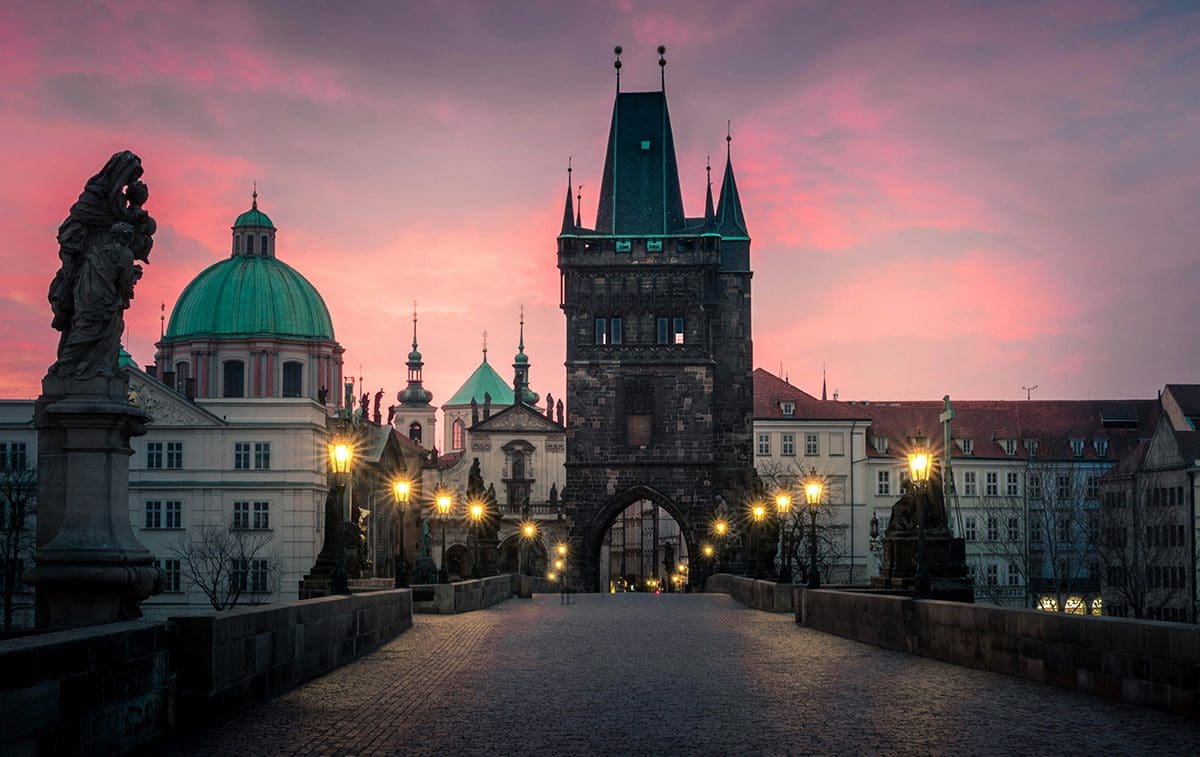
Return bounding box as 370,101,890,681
222,360,245,398
610,317,622,345
672,317,685,344
409,422,422,444
646,240,662,252
657,318,669,344
246,235,255,255
282,361,303,398
452,419,465,450
260,234,268,255
595,318,607,345
615,240,632,253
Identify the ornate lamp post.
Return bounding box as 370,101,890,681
702,543,715,585
519,521,537,577
775,492,792,582
908,450,933,598
392,480,411,588
803,475,824,589
750,503,766,577
328,440,354,595
436,491,453,584
468,501,485,578
555,543,568,594
713,519,729,572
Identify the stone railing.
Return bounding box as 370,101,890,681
796,588,1200,718
705,573,794,613
411,574,518,614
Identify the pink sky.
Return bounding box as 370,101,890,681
2,1,1198,405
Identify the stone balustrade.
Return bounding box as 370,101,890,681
411,574,518,614
704,573,794,612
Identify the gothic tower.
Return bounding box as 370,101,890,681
558,50,754,590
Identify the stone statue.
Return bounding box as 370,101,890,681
548,482,558,506
344,382,353,411
483,392,492,420
546,393,554,418
360,392,369,418
471,398,479,426
51,222,142,379
318,385,328,405
373,389,383,424
386,404,395,425
48,151,156,380
885,476,949,536
886,480,919,535
556,399,564,426
418,519,433,559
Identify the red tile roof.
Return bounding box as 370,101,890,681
753,369,872,421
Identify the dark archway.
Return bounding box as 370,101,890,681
498,534,548,576
581,484,697,592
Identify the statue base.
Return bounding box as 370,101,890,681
411,556,438,585
24,374,161,629
873,531,975,603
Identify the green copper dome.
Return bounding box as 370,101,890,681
164,255,334,342
233,207,275,228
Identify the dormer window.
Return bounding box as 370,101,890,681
1093,439,1109,457
1070,439,1084,457
781,401,795,417
871,436,889,454
1002,439,1017,456
1023,439,1038,457
956,438,974,455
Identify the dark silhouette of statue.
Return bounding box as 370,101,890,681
360,392,369,418
556,399,564,426
483,392,492,420
386,404,396,425
548,482,558,506
48,151,155,379
373,389,384,424
885,475,949,536
546,393,554,418
317,385,328,405
470,398,479,426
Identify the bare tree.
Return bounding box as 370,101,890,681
758,460,852,583
171,526,282,611
0,465,36,631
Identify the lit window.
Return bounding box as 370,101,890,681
595,318,607,345
672,317,685,344
1037,596,1060,612
1064,596,1086,615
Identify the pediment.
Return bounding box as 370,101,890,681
126,370,223,427
472,404,563,434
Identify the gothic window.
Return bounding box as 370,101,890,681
282,361,304,397
611,317,623,344
409,422,422,444
452,419,465,450
657,317,668,344
595,318,607,344
672,317,685,344
222,360,245,397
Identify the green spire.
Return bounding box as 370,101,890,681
715,127,749,238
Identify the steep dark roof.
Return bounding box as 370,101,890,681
753,368,871,421
594,91,686,235
714,149,748,238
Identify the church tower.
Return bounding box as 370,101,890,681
392,304,436,447
557,49,754,590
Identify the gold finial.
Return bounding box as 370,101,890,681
482,330,488,361
160,301,165,338
519,304,525,325
252,180,258,209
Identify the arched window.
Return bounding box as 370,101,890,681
282,361,304,397
222,360,245,398
408,422,422,444
260,234,268,255
174,361,190,384
452,419,465,450
246,235,255,255
511,451,526,480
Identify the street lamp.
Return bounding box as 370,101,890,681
468,500,485,578
803,475,824,589
519,521,537,577
775,492,792,582
327,440,354,595
908,450,934,598
392,479,411,588
436,491,453,584
750,503,766,577
712,519,729,573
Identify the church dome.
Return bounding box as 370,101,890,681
164,255,334,342
233,206,275,229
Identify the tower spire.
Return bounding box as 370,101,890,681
658,45,666,91
561,157,576,234
704,155,715,224
398,300,432,407
613,45,623,93
576,184,582,227
252,181,258,210
512,304,537,406
411,300,419,351
715,120,749,238
482,330,488,363
822,364,828,401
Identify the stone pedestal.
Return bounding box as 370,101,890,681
872,530,974,603
517,575,534,598
24,375,161,628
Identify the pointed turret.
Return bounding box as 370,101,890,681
398,303,433,406
560,160,576,235
511,306,540,407
704,156,715,226
715,130,749,239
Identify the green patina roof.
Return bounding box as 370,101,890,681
118,345,134,368
234,207,275,228
445,359,513,407
163,255,334,342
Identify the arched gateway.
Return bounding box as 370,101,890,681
558,55,755,591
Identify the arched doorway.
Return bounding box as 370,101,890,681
445,543,469,580
598,498,690,592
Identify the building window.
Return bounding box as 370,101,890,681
145,500,162,529
876,471,891,496
223,360,245,398
165,500,182,529
1003,439,1017,456
985,471,998,497
233,501,250,529
1056,475,1072,500
230,558,268,592
250,560,269,592
1006,471,1019,497
1085,475,1099,500
260,234,268,255
159,559,181,592
672,317,685,344
805,433,819,456
1057,517,1071,542
985,563,998,586
234,442,251,470
1007,516,1020,542
781,402,795,417
986,515,999,541
0,441,28,470
1007,562,1020,586
1070,439,1084,457
781,434,795,456
409,422,422,444
165,442,183,469
657,317,669,344
146,442,164,469
1030,518,1043,542
246,235,255,255
624,383,654,448
964,516,977,541
282,361,304,397
452,419,465,450
1093,439,1108,457
958,438,974,455
829,434,845,456
595,318,607,344
756,434,771,456
611,317,623,345
1028,474,1043,499
1024,439,1038,457
254,442,271,470
253,501,270,530
963,471,977,497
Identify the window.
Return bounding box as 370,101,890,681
781,402,795,417
254,443,271,470
646,239,662,252
1003,439,1017,456
229,559,268,592
986,515,998,541
1093,439,1108,457
174,361,190,387
611,317,623,345
672,317,685,344
159,559,181,592
253,501,270,530
985,471,998,497
1057,516,1071,542
966,563,977,581
144,500,162,529
234,443,251,470
233,501,250,529
409,422,422,444
282,361,304,397
452,419,465,450
1023,439,1038,457
146,442,164,469
781,434,795,456
757,433,771,456
657,318,669,344
0,441,28,470
1028,474,1043,499
246,234,255,254
1056,475,1071,500
1007,516,1020,542
958,438,974,455
222,360,245,398
876,470,891,496
624,383,654,447
250,560,269,592
963,471,977,497
260,234,268,254
805,433,819,456
1030,519,1042,543
1006,471,1020,497
1007,562,1020,586
163,441,182,469
1085,475,1099,500
616,240,632,252
1070,439,1084,457
595,318,607,344
165,500,182,529
985,563,998,586
964,516,977,541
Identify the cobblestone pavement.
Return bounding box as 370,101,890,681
176,594,1200,756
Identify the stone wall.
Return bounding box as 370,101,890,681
411,574,517,614
0,619,174,755
173,588,412,724
796,588,1200,718
705,573,793,613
